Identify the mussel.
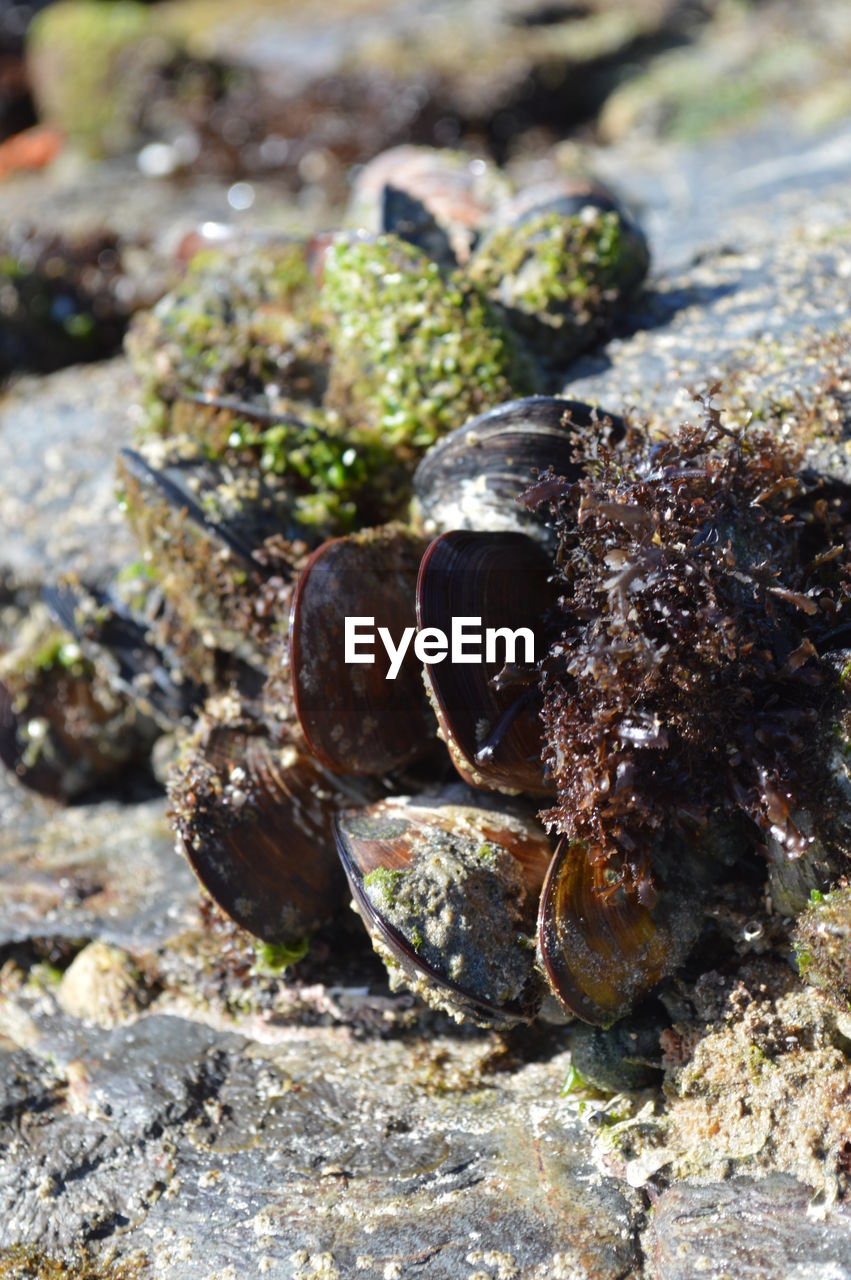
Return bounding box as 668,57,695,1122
170,715,374,944
285,390,851,1028
412,395,625,544
347,145,513,264
336,787,552,1027
0,595,167,799
282,394,718,1026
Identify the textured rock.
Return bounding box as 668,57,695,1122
646,1177,851,1280
0,360,140,583
0,1003,644,1277
566,128,851,426
0,769,199,952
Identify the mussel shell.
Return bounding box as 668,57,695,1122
416,530,555,795
118,445,308,675
43,584,203,728
492,178,635,229
290,525,434,775
347,146,513,263
469,181,650,367
379,185,455,267
487,178,650,297
0,664,155,800
173,722,371,943
119,446,290,565
413,396,625,543
335,787,553,1026
538,837,714,1026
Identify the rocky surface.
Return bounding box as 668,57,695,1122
568,120,851,425
0,361,140,583
0,770,198,954
646,1177,851,1280
2,6,851,1276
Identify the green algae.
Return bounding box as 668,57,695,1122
27,1,167,156
468,208,648,366
794,884,851,1010
322,234,532,451
363,866,406,908
253,937,310,975
127,241,329,435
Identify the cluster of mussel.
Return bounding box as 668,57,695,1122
6,145,847,1037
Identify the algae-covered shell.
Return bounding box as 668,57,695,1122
126,238,329,437
468,195,649,367
321,232,532,452
335,786,553,1027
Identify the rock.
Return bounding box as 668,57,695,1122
0,1006,644,1276
57,942,146,1027
599,1,851,145
0,360,140,583
0,769,200,952
565,138,851,428
27,1,172,159
645,1176,851,1279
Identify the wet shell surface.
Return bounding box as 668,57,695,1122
335,787,553,1026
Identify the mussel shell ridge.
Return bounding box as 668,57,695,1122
173,724,364,943
417,530,555,794
290,525,434,775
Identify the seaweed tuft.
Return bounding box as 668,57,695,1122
530,389,851,905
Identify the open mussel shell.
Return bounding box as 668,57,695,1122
118,445,308,673
119,445,285,566
290,525,435,775
379,186,455,267
335,787,553,1027
538,829,728,1026
347,146,512,264
413,396,625,544
416,530,555,795
44,584,204,728
172,721,374,944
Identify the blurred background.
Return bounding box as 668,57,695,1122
1,0,850,380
